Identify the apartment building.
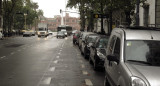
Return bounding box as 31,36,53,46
139,0,160,27
47,13,80,31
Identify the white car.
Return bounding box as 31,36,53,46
0,32,3,40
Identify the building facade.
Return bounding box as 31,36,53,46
139,0,160,27
47,13,80,31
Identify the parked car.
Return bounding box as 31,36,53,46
23,31,32,37
81,34,99,59
0,32,4,40
104,26,160,86
78,32,93,51
89,35,109,70
48,30,53,35
57,31,65,38
73,31,80,44
29,30,36,36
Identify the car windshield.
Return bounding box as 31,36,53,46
125,40,160,66
97,38,108,48
87,36,97,43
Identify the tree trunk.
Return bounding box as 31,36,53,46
125,11,131,25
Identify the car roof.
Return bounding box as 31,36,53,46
114,27,160,40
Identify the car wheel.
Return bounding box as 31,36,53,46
104,74,110,86
89,56,92,64
93,59,98,70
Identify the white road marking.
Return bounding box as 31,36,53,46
79,60,83,63
49,67,55,72
53,60,58,64
1,56,6,59
58,53,61,54
81,64,85,68
17,50,21,52
65,37,68,40
40,77,51,85
85,79,93,86
82,71,88,75
56,56,60,58
11,52,15,55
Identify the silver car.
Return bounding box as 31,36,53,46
104,26,160,86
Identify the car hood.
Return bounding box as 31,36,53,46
97,48,106,55
126,63,160,86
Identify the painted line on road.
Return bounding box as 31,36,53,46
53,60,58,64
79,60,83,63
40,77,52,85
49,67,55,72
11,52,15,55
82,71,88,75
81,64,85,68
85,79,93,86
65,37,68,40
1,56,6,59
58,52,61,55
17,49,21,52
56,56,60,58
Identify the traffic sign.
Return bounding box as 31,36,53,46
93,14,109,18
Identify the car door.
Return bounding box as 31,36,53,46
90,39,97,61
105,35,117,81
111,36,121,85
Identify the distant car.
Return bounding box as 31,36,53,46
48,30,53,35
57,31,65,38
78,32,94,51
89,35,109,70
0,32,4,40
30,31,36,36
23,31,32,37
81,34,99,59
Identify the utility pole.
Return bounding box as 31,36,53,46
136,0,140,26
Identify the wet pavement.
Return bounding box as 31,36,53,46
0,35,104,86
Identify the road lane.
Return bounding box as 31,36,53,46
0,35,105,86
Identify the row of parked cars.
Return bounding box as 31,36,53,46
73,31,109,70
73,26,160,86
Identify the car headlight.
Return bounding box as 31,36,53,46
131,77,146,86
97,51,104,58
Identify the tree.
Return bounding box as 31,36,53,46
2,0,40,36
67,0,107,32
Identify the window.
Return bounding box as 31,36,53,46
114,38,120,58
108,36,116,54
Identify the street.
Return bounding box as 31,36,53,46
0,35,104,86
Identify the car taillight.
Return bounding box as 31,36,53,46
73,36,77,39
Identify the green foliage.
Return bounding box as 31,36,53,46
2,0,42,36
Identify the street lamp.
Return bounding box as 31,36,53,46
24,13,27,30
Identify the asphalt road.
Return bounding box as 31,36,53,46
0,35,105,86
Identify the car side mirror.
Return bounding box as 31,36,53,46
107,55,119,63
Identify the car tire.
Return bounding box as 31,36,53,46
104,74,110,86
93,59,98,71
89,56,92,64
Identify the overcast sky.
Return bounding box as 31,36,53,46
32,0,79,18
